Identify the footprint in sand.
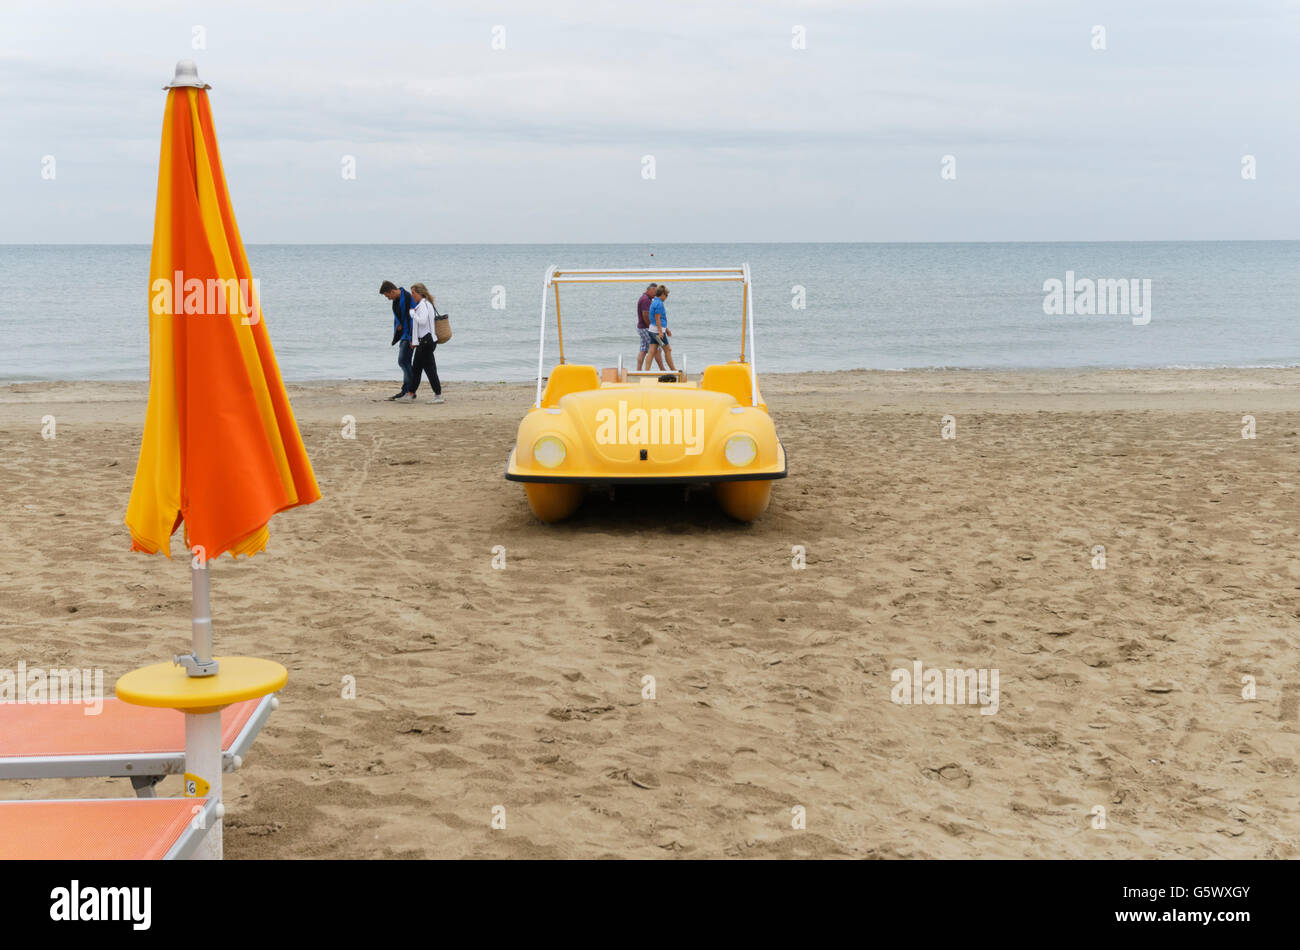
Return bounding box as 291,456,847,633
922,763,972,788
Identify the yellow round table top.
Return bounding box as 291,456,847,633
116,656,287,712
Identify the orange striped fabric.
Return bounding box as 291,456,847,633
126,87,319,560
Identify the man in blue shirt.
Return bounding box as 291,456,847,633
636,282,665,371
379,280,418,399
647,285,677,372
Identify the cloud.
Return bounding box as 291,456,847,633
0,0,1296,242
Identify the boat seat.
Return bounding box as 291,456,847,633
701,363,755,407
541,364,600,406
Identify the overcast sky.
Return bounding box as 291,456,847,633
1,0,1296,243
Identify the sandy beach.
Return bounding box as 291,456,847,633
2,367,1298,859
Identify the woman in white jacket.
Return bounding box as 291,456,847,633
406,283,444,403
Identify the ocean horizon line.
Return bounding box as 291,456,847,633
6,362,1299,388
3,239,1298,248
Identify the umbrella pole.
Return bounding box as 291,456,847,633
191,560,215,669
186,559,223,858
178,561,219,676
186,711,224,859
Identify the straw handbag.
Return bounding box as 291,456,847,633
433,303,452,344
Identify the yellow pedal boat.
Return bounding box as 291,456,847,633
506,265,787,522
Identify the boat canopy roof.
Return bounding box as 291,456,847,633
549,266,747,284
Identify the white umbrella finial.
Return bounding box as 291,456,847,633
165,59,211,90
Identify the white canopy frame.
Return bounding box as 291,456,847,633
534,265,758,408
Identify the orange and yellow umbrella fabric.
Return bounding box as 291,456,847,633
126,84,319,560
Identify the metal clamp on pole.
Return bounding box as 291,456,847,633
174,653,219,677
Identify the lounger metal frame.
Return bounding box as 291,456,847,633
166,797,220,859
0,694,276,791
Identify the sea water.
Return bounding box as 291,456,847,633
1,242,1296,382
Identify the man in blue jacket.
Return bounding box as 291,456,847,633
380,280,418,400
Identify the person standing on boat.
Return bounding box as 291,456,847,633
379,280,418,400
648,285,677,372
636,282,666,371
407,283,445,404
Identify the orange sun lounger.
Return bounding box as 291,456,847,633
0,695,275,795
0,798,217,859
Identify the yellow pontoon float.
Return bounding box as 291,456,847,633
506,265,787,522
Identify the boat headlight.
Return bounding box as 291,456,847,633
724,434,758,467
533,436,567,468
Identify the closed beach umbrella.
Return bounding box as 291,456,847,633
126,60,319,560
116,61,319,858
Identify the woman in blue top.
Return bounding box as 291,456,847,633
647,285,677,372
